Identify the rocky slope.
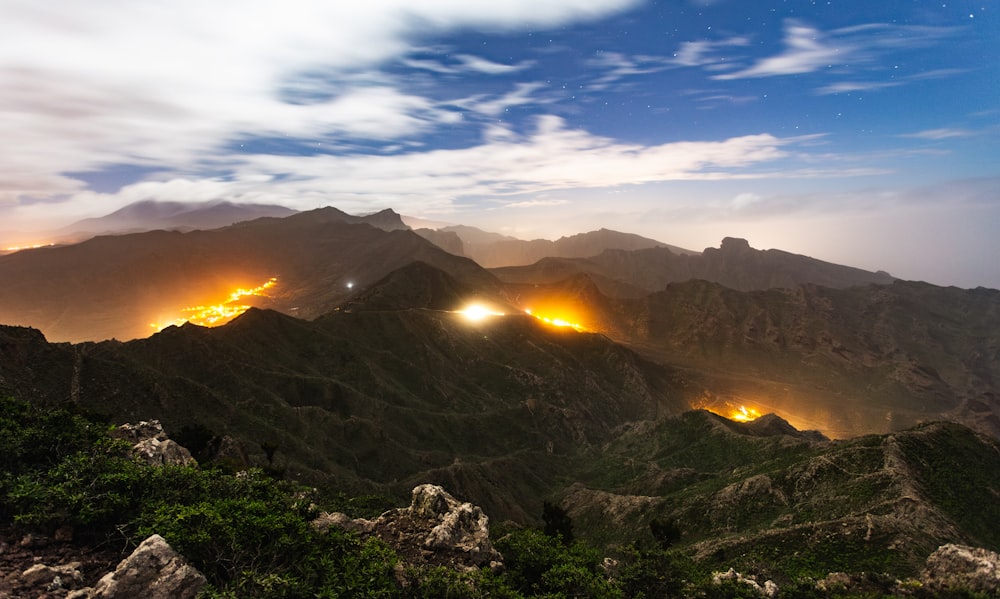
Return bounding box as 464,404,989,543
561,410,1000,582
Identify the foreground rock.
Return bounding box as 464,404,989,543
110,421,196,466
314,484,503,572
921,543,1000,594
71,534,206,599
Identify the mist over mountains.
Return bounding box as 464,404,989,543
2,200,999,591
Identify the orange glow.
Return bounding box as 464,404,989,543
730,405,762,422
524,308,587,332
456,303,506,322
2,243,53,252
150,277,277,331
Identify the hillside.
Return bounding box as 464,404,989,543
563,410,1000,581
0,266,686,521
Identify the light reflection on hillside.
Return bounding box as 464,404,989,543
150,277,277,332
524,308,587,331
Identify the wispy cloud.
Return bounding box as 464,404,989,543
402,53,534,75
713,20,847,80
711,19,962,82
815,81,902,95
457,82,551,117
901,128,976,140
673,36,750,67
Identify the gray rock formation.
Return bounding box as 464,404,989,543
313,484,502,572
111,420,196,467
922,543,1000,593
76,534,206,599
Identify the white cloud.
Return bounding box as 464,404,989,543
0,0,640,208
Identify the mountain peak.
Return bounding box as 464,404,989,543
718,237,752,253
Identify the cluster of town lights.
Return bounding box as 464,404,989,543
150,277,278,331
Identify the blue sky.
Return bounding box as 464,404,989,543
1,0,998,287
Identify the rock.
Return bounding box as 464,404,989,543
111,421,167,444
132,437,196,467
111,420,196,467
20,562,84,587
88,534,206,599
315,484,502,572
311,512,375,535
921,543,1000,593
712,568,779,598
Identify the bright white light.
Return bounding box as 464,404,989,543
346,281,354,289
457,303,505,322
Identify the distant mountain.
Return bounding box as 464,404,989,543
59,199,298,239
442,226,690,268
0,208,495,343
493,236,895,295
412,228,466,257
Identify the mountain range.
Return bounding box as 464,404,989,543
2,200,999,585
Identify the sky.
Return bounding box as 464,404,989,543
1,0,998,288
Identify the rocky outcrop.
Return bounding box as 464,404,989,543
921,543,1000,594
711,568,779,598
313,484,502,572
77,534,206,599
111,421,196,467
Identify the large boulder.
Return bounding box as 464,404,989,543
83,534,206,599
921,543,1000,593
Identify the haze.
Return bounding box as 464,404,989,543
2,1,997,288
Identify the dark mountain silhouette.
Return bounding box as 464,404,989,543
441,225,689,268
492,236,895,295
0,208,497,343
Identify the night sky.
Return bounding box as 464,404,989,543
2,1,998,287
